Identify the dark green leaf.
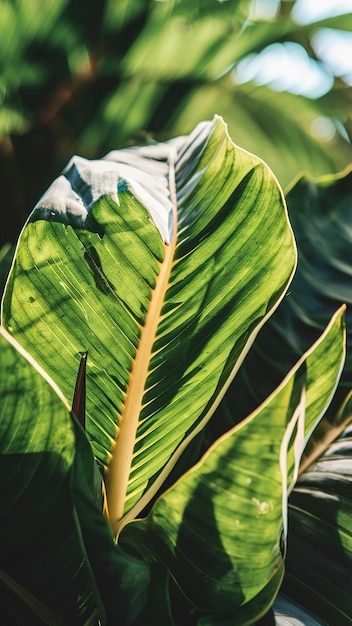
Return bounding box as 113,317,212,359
221,167,352,427
283,420,352,625
0,328,105,624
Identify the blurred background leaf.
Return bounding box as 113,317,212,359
1,0,351,247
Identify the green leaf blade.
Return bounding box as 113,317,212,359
2,116,296,536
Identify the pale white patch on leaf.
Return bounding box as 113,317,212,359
32,118,221,245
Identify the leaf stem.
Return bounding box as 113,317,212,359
105,151,178,538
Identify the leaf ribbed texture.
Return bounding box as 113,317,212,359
2,116,296,533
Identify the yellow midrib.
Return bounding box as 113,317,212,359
105,155,177,538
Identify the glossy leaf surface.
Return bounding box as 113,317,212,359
2,117,296,536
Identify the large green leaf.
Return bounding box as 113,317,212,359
2,116,296,537
119,307,345,621
0,328,104,624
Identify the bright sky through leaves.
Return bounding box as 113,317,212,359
239,0,352,98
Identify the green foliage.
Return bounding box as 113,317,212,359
283,419,352,626
0,329,103,624
2,117,296,534
1,0,351,247
1,2,351,622
0,114,351,625
119,307,344,615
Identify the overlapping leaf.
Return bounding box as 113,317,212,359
119,307,345,620
0,329,104,624
2,116,296,536
282,418,352,626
